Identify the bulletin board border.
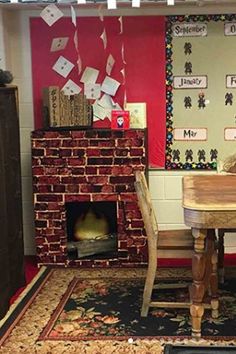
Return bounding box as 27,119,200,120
165,13,236,171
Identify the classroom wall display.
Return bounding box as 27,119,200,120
166,14,236,170
30,16,166,168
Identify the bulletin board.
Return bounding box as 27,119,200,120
166,14,236,170
30,16,166,168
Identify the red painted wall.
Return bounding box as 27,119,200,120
30,16,166,167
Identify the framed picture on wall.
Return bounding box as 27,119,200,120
125,102,147,129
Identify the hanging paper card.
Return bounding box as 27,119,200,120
84,83,101,100
52,56,74,78
106,54,115,76
80,67,99,84
50,37,69,52
40,4,63,27
61,79,82,95
132,0,140,8
101,76,120,96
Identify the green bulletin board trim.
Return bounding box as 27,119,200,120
165,14,236,171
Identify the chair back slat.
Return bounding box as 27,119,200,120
134,170,158,241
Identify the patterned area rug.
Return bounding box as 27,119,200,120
1,267,236,354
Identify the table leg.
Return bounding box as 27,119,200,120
190,228,207,339
208,230,219,319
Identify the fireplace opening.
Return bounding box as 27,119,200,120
65,201,118,259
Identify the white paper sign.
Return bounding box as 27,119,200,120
77,0,86,3
106,54,115,76
174,128,207,141
172,23,207,37
173,76,207,89
50,37,69,52
93,100,111,120
226,75,236,88
84,83,101,100
80,66,99,84
101,76,120,96
40,4,63,27
132,0,140,7
225,23,236,36
107,0,116,9
225,128,236,140
98,94,114,109
52,56,74,78
62,79,82,95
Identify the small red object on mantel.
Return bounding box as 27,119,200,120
111,110,130,129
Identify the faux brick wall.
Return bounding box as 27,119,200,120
31,129,147,267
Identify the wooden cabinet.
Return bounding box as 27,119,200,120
0,86,25,319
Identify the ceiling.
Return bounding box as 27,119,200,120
1,0,236,14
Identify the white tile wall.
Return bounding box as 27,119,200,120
1,7,236,256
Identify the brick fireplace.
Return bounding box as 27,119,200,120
31,129,147,267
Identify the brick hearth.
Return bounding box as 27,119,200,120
31,129,147,267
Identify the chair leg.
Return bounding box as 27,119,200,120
218,230,225,284
141,262,157,317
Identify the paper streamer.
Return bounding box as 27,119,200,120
121,43,126,65
118,16,123,34
123,90,127,108
77,54,82,75
98,4,104,22
74,30,78,52
71,6,76,27
100,29,107,50
120,68,126,85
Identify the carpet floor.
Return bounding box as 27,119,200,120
1,267,236,354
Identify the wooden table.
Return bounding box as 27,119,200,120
182,175,236,339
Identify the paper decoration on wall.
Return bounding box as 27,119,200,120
93,102,109,121
101,76,120,96
71,6,76,27
185,149,193,162
132,0,140,7
123,90,127,107
77,54,82,75
184,62,192,74
106,54,115,76
210,149,218,161
84,83,101,99
50,37,69,52
120,68,126,84
198,149,206,162
184,42,192,55
40,4,63,27
118,16,123,34
98,93,114,109
62,79,81,95
74,30,78,52
225,92,233,105
226,75,236,88
125,102,146,128
172,149,180,162
77,0,86,3
184,96,192,109
52,56,74,78
107,0,116,10
198,91,206,109
100,29,107,50
121,43,126,65
98,4,104,22
80,67,99,84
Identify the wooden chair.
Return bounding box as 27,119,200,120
134,170,217,317
218,228,236,283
